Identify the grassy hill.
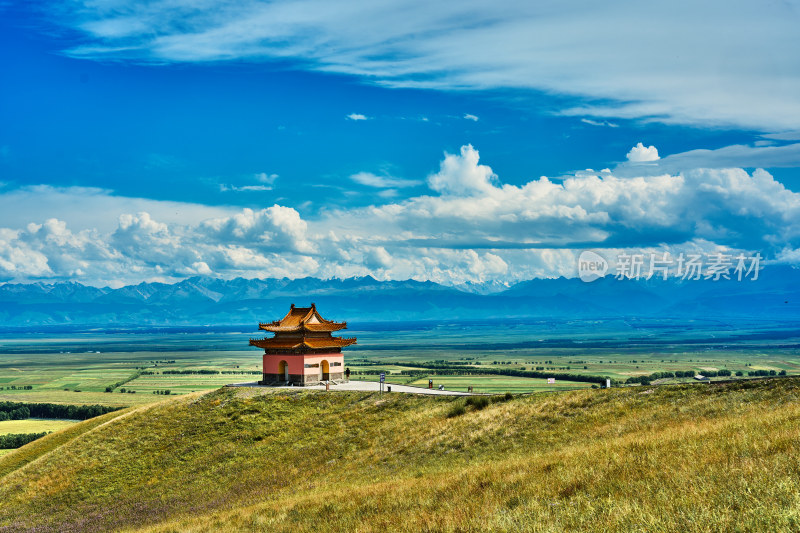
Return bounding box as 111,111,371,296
0,379,799,532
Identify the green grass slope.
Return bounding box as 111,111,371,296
0,407,133,480
1,380,799,532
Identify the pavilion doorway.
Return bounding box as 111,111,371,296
321,360,330,381
278,360,289,382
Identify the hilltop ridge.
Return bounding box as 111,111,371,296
0,378,799,532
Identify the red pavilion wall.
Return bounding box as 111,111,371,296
262,352,345,384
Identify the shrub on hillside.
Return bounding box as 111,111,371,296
465,396,490,410
489,392,514,404
447,403,466,418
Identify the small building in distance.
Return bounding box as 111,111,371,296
250,303,356,386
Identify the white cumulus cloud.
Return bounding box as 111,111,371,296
201,206,315,254
1,145,799,286
427,145,498,196
626,143,660,162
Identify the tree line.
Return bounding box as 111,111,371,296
0,432,49,449
614,369,789,386
0,401,120,421
748,369,787,377
354,362,791,387
105,372,141,393
627,370,729,385
156,369,260,375
389,362,609,385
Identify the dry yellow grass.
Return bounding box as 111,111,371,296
0,418,80,436
1,380,799,532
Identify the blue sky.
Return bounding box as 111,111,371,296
1,1,799,287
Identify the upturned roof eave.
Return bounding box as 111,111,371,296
249,336,357,350
258,322,347,332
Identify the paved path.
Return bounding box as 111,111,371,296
227,380,470,396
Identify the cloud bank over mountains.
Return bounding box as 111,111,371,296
49,0,800,131
1,145,798,287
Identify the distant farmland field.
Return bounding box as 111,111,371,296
0,317,798,405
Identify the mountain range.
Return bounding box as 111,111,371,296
0,267,799,327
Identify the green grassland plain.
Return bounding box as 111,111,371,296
1,379,799,531
0,318,798,405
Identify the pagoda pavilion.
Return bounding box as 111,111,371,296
250,303,356,385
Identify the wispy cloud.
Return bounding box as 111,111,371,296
346,113,368,121
463,114,479,122
762,131,800,142
143,152,185,170
220,184,272,192
581,118,618,128
350,172,421,188
615,142,800,177
220,172,279,193
50,0,800,130
255,172,279,184
0,185,232,232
